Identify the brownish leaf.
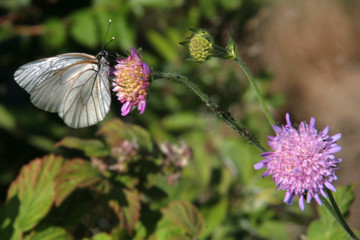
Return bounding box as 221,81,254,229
54,158,110,206
161,200,205,238
108,189,141,235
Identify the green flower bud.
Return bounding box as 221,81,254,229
181,29,214,63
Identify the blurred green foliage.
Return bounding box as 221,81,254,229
0,0,354,239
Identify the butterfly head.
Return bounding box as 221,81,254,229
97,50,109,65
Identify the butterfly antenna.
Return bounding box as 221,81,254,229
102,19,114,50
105,37,115,49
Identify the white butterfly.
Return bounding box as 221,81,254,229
14,50,111,128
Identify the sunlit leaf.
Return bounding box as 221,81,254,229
56,137,109,157
307,220,348,240
54,159,110,206
24,227,72,240
307,185,357,240
161,200,205,238
162,112,205,131
42,18,67,50
318,185,354,226
113,175,139,189
91,232,112,240
6,155,64,232
70,10,98,48
146,30,178,61
200,198,228,238
130,0,183,8
258,220,289,240
109,189,141,235
112,14,135,50
146,216,189,240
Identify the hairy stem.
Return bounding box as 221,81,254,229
153,72,267,152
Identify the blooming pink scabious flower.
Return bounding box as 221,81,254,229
254,113,342,210
112,47,151,116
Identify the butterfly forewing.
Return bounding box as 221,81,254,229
14,54,92,93
14,52,111,128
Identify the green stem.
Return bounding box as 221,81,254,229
234,57,275,127
319,189,359,239
153,72,267,152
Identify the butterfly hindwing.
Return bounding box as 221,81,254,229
58,58,111,128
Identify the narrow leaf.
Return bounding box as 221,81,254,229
161,200,205,238
24,227,72,240
56,136,109,157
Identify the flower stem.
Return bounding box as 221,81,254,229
319,189,359,239
153,72,267,152
234,57,275,127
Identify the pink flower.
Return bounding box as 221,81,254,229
254,113,342,210
112,47,151,116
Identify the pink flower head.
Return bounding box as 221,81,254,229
254,113,342,210
112,47,151,116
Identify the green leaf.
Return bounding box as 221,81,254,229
0,0,30,10
70,10,99,48
91,232,112,240
307,220,348,240
111,14,135,50
54,159,110,206
200,198,228,238
218,138,257,184
56,137,109,157
146,216,189,240
0,196,20,239
98,119,154,153
0,23,14,43
7,155,64,232
0,104,16,131
220,0,242,10
146,30,178,61
109,189,141,235
161,200,205,238
258,220,289,240
162,112,206,131
319,185,354,226
24,227,72,240
27,135,56,152
307,185,356,240
42,18,67,49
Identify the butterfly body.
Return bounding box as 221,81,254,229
14,51,111,128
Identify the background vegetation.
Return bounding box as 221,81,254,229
0,0,358,239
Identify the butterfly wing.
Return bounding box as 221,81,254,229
14,53,111,128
